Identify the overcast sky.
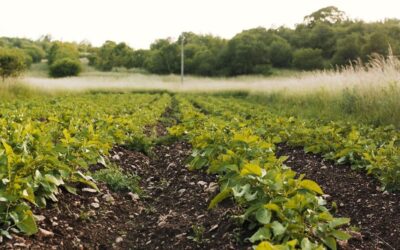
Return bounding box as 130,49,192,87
1,0,399,49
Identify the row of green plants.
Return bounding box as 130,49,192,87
169,97,351,249
0,92,171,238
193,95,400,191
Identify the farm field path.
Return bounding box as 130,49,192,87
277,144,400,250
111,107,250,249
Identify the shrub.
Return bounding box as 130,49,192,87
47,42,80,65
293,48,324,70
23,45,46,63
0,48,26,81
49,58,82,78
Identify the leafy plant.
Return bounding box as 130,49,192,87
93,166,141,193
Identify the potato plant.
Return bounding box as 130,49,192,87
0,93,171,237
169,97,351,249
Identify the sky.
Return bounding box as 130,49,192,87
1,0,399,49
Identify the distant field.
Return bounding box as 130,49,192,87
22,58,400,94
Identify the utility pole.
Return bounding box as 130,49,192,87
181,33,184,85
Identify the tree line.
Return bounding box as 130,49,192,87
1,6,400,79
89,6,400,76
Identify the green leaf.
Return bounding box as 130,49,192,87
331,230,351,241
322,236,337,250
271,221,285,236
300,238,313,250
255,241,275,250
250,227,271,243
240,162,262,176
256,208,272,224
16,210,38,235
329,218,350,228
64,185,77,195
208,188,231,209
299,179,324,195
45,174,64,186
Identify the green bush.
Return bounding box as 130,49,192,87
23,45,46,63
293,48,324,70
47,42,80,65
0,48,27,81
49,58,81,78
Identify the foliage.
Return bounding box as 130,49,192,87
193,94,400,190
47,42,80,65
49,58,82,78
222,28,273,75
0,92,171,236
293,48,324,70
47,41,82,77
169,96,353,249
23,45,46,63
0,48,27,81
361,31,389,58
332,34,362,66
145,39,180,74
92,41,134,71
269,39,293,68
304,6,348,27
2,6,400,76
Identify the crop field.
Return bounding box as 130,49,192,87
0,90,398,249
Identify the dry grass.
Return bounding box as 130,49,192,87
20,53,400,94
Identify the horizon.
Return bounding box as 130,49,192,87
1,0,400,49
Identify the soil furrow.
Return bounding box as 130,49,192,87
112,119,250,249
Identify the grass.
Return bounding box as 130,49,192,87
238,83,400,128
92,165,141,193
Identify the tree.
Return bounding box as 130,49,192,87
304,6,348,27
145,39,180,74
222,28,273,75
93,41,134,71
332,33,362,66
362,31,389,58
269,38,293,67
23,45,46,63
309,23,336,58
0,48,26,81
293,48,324,70
126,49,150,69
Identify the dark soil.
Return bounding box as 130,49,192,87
112,141,250,250
276,144,400,250
4,109,250,249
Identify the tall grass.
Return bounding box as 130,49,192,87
240,53,400,128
